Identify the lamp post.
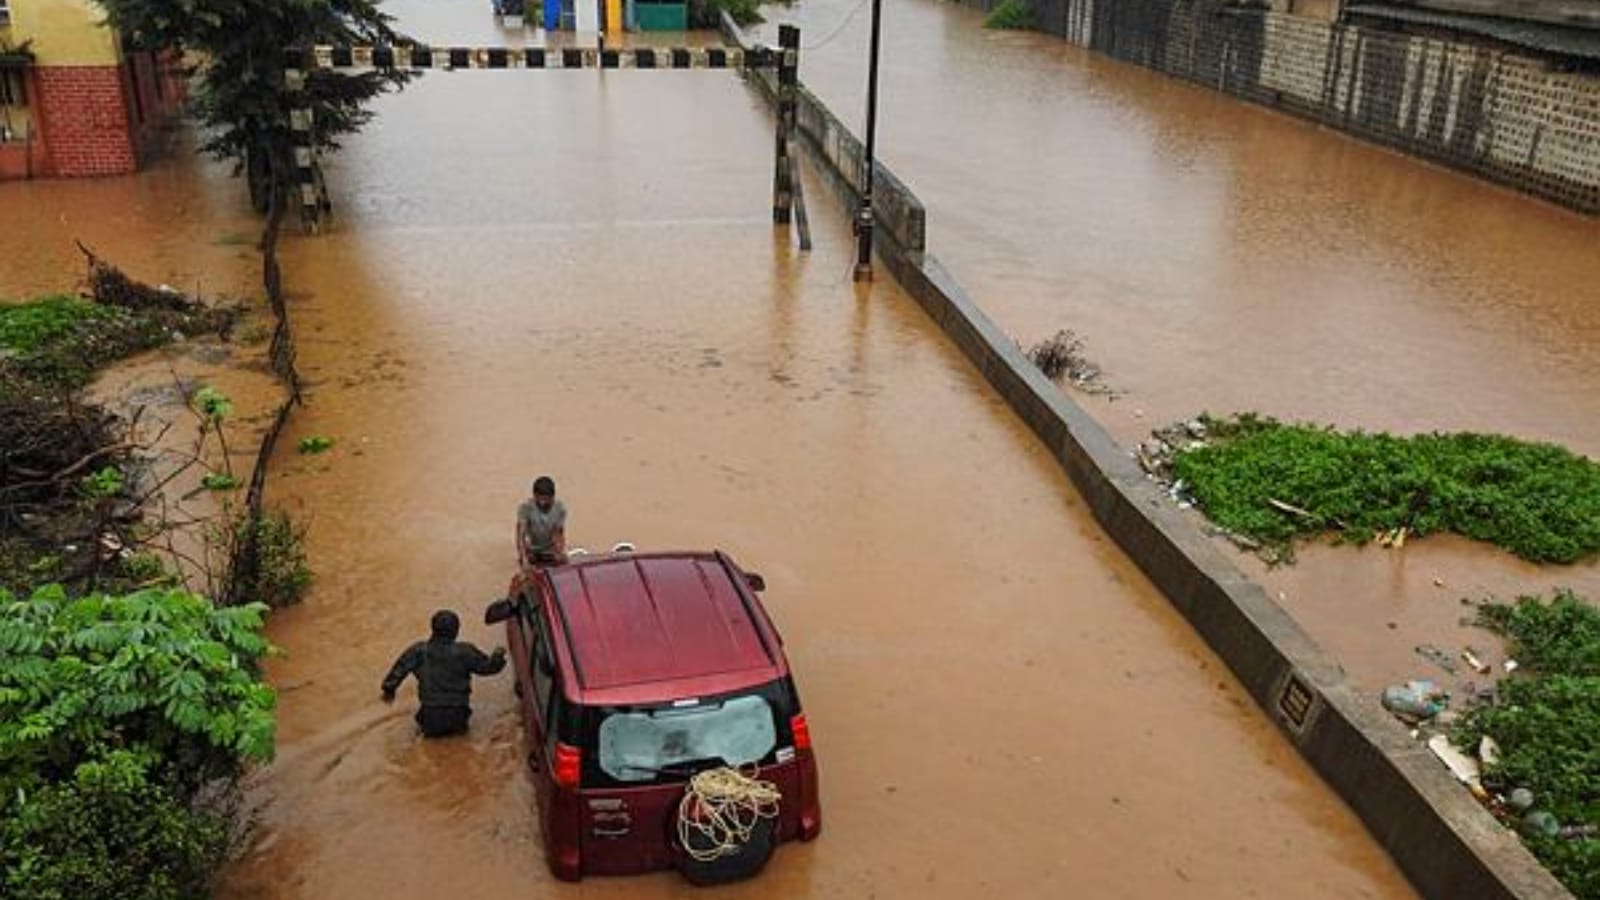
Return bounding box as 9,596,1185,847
853,0,884,282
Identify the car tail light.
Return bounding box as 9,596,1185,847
790,714,812,752
554,742,581,789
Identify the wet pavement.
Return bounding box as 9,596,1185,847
747,0,1600,690
211,1,1410,896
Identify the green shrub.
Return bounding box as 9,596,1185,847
1171,414,1600,564
0,585,276,788
0,585,275,900
985,0,1035,29
1456,592,1600,899
2,753,231,900
234,511,311,608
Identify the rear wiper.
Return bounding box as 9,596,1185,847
619,757,727,778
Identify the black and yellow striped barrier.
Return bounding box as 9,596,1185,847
282,38,800,234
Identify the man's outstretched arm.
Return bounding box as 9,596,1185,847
381,643,424,700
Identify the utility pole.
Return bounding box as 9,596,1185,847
853,0,884,281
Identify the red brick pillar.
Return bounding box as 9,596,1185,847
33,65,139,177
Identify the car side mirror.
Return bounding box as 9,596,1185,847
484,597,516,625
744,572,766,592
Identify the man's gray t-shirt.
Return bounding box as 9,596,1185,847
519,498,567,555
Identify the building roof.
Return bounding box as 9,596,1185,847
1347,3,1600,61
546,552,780,696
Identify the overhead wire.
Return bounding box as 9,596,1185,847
799,0,874,51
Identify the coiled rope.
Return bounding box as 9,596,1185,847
676,767,782,862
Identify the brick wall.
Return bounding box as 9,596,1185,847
12,53,185,180
979,0,1600,213
32,64,137,176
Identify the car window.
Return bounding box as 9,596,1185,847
596,695,777,784
531,622,554,720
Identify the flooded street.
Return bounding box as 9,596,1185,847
749,0,1600,689
6,0,1592,896
216,2,1412,896
0,130,262,302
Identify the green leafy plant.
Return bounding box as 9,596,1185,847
201,473,240,491
0,585,277,780
2,752,232,900
298,435,334,454
1171,414,1600,564
191,386,233,422
0,296,162,389
1455,592,1600,898
985,0,1036,29
0,585,276,899
79,466,124,501
228,511,312,608
119,552,173,585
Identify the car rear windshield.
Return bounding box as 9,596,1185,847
586,681,796,787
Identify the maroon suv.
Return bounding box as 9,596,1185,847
485,550,822,882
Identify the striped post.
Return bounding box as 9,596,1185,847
282,47,322,233
772,26,800,226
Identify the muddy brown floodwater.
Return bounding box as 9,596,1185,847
210,2,1414,897
750,0,1600,692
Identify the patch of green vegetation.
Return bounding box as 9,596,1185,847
0,295,168,388
0,584,276,900
1456,592,1600,899
80,465,125,501
984,0,1036,29
192,385,234,421
201,473,240,491
227,511,311,608
297,435,334,454
1171,414,1600,564
0,295,116,352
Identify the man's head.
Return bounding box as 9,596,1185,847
430,609,460,641
532,475,556,511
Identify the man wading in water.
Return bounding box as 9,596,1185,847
518,475,568,566
381,610,507,737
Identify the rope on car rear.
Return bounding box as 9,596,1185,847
676,767,782,862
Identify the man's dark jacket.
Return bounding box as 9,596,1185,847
382,638,506,708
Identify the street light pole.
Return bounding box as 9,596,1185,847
853,0,884,281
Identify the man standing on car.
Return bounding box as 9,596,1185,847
518,475,568,565
381,609,507,737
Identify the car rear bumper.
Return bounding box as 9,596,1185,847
553,757,820,880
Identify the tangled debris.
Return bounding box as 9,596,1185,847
1021,330,1118,396
0,250,239,594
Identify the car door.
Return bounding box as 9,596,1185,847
523,594,559,818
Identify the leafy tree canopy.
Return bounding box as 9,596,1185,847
95,0,414,203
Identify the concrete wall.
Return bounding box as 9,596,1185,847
724,13,1577,900
989,0,1600,212
5,0,121,66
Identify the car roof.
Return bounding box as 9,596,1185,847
542,551,786,704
